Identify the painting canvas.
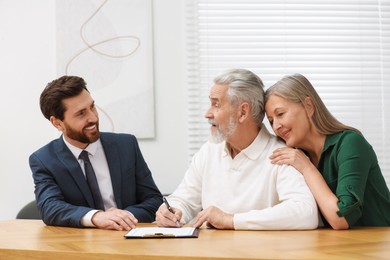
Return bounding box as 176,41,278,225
56,0,155,138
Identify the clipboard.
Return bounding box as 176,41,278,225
124,227,200,239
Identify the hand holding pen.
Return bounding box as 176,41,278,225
163,197,181,227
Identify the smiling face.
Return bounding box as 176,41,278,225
51,89,100,148
265,94,311,148
204,83,238,143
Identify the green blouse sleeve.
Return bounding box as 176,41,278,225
334,132,375,225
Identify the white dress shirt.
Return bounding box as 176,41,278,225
168,124,318,230
63,137,116,226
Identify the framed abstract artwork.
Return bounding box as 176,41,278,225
56,0,155,138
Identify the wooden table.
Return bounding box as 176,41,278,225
0,220,389,259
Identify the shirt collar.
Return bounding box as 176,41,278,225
223,123,272,160
322,131,344,153
62,135,101,159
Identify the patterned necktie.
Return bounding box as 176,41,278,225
79,150,105,210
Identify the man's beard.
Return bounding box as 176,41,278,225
209,115,237,143
64,122,100,144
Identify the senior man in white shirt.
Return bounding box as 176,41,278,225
156,69,318,230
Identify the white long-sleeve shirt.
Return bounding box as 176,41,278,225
168,125,318,230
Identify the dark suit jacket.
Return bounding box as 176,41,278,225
29,132,162,227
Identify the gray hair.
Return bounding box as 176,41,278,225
214,69,265,126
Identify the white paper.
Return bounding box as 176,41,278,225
125,227,196,237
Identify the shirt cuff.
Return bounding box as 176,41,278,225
81,210,101,227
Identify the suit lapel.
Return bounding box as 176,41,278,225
54,137,95,207
100,134,123,208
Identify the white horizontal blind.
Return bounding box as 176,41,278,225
185,0,390,187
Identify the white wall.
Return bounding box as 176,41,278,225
0,0,188,220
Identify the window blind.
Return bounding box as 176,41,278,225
185,0,390,187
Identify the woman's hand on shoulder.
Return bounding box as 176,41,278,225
269,147,313,174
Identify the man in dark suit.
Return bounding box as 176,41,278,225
29,75,162,230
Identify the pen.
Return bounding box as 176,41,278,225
163,197,180,227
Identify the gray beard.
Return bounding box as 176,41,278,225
209,116,237,144
209,129,225,143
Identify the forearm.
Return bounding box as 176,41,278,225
167,165,203,224
301,165,349,229
38,197,90,227
125,195,162,222
233,199,318,230
34,177,89,227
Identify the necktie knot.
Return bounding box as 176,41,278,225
79,150,90,162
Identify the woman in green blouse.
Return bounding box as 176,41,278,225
264,73,390,229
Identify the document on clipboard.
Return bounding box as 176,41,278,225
124,227,200,239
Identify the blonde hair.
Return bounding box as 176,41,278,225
265,74,361,135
